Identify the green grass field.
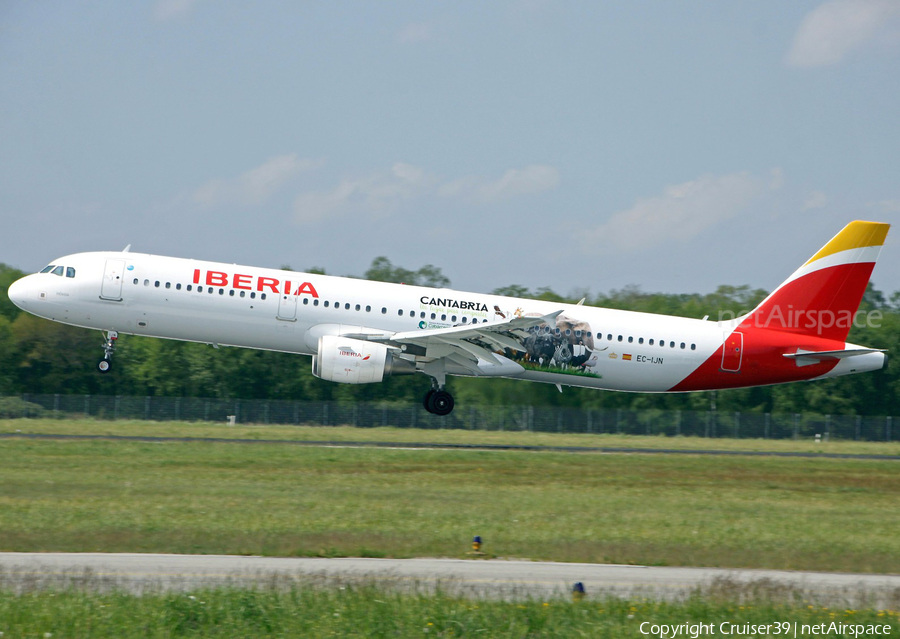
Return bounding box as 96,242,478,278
2,583,897,638
2,419,899,573
4,418,900,455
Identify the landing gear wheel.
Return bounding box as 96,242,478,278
427,390,454,416
97,331,118,374
423,389,435,411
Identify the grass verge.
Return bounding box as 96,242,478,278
1,582,898,638
2,427,900,572
3,418,899,456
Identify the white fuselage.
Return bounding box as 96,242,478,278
8,250,884,394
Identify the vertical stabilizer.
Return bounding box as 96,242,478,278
743,221,889,341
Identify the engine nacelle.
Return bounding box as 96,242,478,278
312,335,415,384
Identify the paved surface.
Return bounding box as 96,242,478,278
3,432,899,460
2,553,898,605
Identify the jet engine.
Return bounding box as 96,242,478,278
312,335,415,384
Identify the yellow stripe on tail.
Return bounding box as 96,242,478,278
803,220,890,266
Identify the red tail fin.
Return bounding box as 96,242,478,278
742,221,889,341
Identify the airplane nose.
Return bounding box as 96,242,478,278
7,277,29,311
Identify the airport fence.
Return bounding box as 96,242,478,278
0,393,896,442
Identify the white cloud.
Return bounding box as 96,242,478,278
437,164,560,203
293,162,433,225
786,0,900,68
803,191,828,210
477,165,560,202
868,199,900,214
153,0,202,22
294,162,560,225
192,154,322,209
398,22,433,43
582,171,771,253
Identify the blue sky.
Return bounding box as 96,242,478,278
1,1,898,297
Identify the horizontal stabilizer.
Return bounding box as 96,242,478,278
784,348,886,367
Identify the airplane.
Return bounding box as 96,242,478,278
6,220,890,416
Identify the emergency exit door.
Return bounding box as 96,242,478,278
277,293,297,321
721,331,743,373
100,259,125,301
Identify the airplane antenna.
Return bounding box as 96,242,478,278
122,244,132,253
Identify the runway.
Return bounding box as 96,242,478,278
2,553,898,605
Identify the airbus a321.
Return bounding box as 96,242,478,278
6,221,889,415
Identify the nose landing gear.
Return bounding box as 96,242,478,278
98,331,118,374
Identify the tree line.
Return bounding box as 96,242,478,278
1,258,897,416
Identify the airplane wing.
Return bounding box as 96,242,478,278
350,310,564,373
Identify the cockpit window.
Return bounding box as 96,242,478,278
51,266,64,276
66,267,75,278
40,265,55,274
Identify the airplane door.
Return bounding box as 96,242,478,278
721,331,743,373
100,259,125,301
277,293,297,321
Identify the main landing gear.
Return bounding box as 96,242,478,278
98,331,118,374
423,385,454,416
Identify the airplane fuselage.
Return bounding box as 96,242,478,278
7,248,885,399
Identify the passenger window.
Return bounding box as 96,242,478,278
669,341,675,348
51,266,64,276
617,335,623,342
398,309,403,316
638,337,644,344
382,307,387,314
208,288,214,294
240,291,245,298
144,280,150,286
220,289,226,296
66,267,75,278
607,334,612,340
344,303,350,310
155,281,160,288
229,290,235,297
409,310,415,317
176,284,181,290
462,317,467,323
691,344,696,350
366,305,371,312
250,292,256,299
40,265,55,274
680,342,686,349
566,329,571,336
355,304,361,311
313,299,318,306
452,315,457,322
324,301,330,307
649,339,654,346
431,313,436,319
627,336,633,343
261,293,266,300
420,312,425,318
187,285,192,291
303,298,309,304
441,314,446,321
133,278,139,285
